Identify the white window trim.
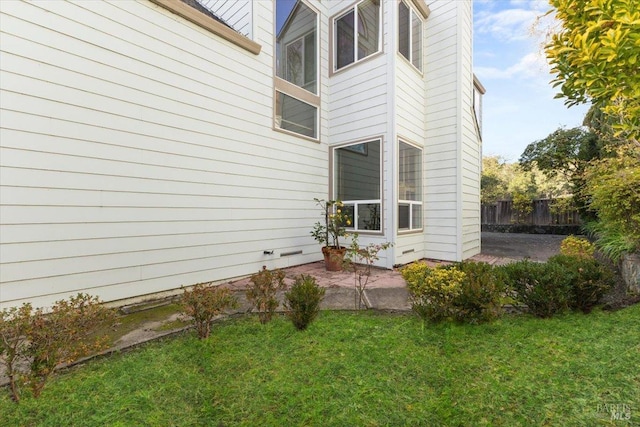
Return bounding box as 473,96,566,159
331,0,383,73
332,138,384,233
398,0,424,72
273,0,320,141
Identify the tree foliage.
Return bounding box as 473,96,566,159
545,0,640,140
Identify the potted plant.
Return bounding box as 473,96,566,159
311,198,351,271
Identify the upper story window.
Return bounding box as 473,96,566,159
398,0,423,71
473,75,486,137
333,0,381,72
275,0,319,139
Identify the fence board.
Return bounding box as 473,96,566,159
481,199,581,226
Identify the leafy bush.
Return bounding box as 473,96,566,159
1,294,115,401
560,235,595,258
401,263,466,323
247,266,286,324
447,261,505,324
181,283,238,339
284,275,325,330
0,305,32,402
500,260,572,318
548,255,615,313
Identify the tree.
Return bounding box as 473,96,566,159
545,0,640,140
519,127,599,215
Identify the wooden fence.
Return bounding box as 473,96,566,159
481,199,581,226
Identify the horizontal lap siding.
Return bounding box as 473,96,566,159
327,1,391,267
423,0,459,261
459,1,481,259
0,0,328,308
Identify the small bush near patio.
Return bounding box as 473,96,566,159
548,254,615,313
2,307,638,425
401,262,466,322
247,266,286,324
447,261,505,323
181,283,238,339
284,274,325,330
559,235,595,258
500,260,572,318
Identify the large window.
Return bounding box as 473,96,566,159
334,139,382,231
398,0,422,71
275,0,319,139
398,141,422,231
333,0,381,71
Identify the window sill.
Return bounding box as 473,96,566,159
149,0,261,55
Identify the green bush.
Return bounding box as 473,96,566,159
247,266,286,324
181,283,238,339
500,260,572,318
284,275,325,330
447,261,505,324
401,262,466,323
559,235,595,258
548,255,615,313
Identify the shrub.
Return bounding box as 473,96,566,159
560,235,595,258
447,261,505,324
401,262,466,323
1,304,32,402
24,294,115,398
500,260,572,318
284,275,325,330
247,266,286,324
1,294,115,401
181,283,238,339
548,254,615,313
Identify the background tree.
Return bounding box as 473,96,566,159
545,0,640,140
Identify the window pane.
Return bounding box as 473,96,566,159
304,32,316,92
412,204,422,229
286,39,303,87
358,203,381,230
335,140,381,201
411,11,422,70
275,92,317,138
357,0,380,60
336,11,355,69
399,141,422,201
398,2,410,60
276,1,317,94
399,203,410,230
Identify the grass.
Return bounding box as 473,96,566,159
2,306,639,426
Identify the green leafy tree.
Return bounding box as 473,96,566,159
545,0,640,140
519,127,600,215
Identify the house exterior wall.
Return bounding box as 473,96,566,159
0,0,480,309
0,0,328,309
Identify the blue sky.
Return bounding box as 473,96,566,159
473,0,590,162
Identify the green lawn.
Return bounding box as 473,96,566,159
2,306,639,426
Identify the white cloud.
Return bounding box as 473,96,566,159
475,1,550,42
475,52,548,80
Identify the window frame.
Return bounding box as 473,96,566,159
398,0,424,72
330,0,383,74
332,138,384,233
273,0,320,141
398,139,423,233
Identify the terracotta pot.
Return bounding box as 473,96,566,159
322,246,346,271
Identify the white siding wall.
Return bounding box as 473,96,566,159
458,1,481,258
198,0,253,38
422,0,460,261
0,0,329,309
327,1,393,268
